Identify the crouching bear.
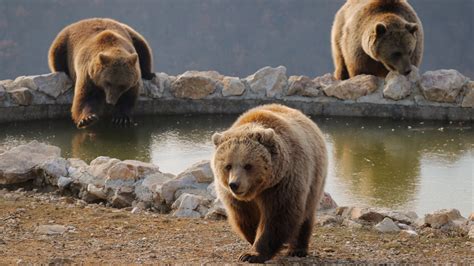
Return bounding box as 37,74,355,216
211,104,328,263
48,18,155,128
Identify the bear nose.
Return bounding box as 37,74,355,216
404,69,412,75
229,182,240,193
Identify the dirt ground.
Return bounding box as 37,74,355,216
0,189,472,264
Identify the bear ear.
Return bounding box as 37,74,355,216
99,53,112,65
253,128,275,146
375,23,387,37
129,53,139,65
406,23,418,34
212,132,224,146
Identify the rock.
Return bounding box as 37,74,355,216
171,193,211,218
469,225,474,239
55,88,74,104
469,212,474,221
181,70,224,81
349,207,385,223
159,161,213,204
206,182,217,198
170,72,217,99
317,214,341,226
374,217,401,233
287,75,321,97
461,81,474,108
0,141,61,184
134,172,174,204
383,66,419,100
86,184,107,200
313,73,338,87
106,160,161,181
67,158,88,169
420,69,468,103
423,209,467,229
35,224,68,235
205,199,227,220
0,85,6,102
38,157,70,186
87,157,121,180
245,66,288,97
222,76,246,96
8,87,33,105
57,176,73,190
141,79,162,99
323,75,381,100
4,73,72,98
400,229,418,237
318,192,338,210
342,219,363,229
380,210,418,225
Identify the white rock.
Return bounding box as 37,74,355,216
400,229,418,237
342,219,363,229
313,73,338,87
87,156,120,179
183,160,214,183
245,66,288,97
4,73,72,98
205,199,227,219
106,160,161,181
423,209,466,229
206,182,217,198
324,75,381,100
349,207,385,223
86,184,107,200
461,81,474,108
171,193,211,218
57,176,73,189
380,210,419,225
420,69,468,103
469,225,474,239
383,71,413,100
180,70,224,81
0,141,61,184
171,71,219,99
39,157,70,185
287,75,321,97
67,158,88,169
135,172,174,203
8,87,32,106
375,217,401,233
35,224,68,235
222,77,246,96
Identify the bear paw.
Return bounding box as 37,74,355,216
112,113,134,127
239,252,269,263
287,249,308,257
77,114,99,129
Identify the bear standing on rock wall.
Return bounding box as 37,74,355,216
331,0,423,80
48,18,155,128
211,104,328,263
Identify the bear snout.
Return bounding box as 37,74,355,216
229,182,240,193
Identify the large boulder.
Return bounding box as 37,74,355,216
420,69,468,103
287,75,321,97
0,141,61,184
222,77,246,96
159,160,213,205
461,81,474,108
8,87,33,106
383,66,420,100
3,73,72,98
421,209,467,229
245,66,288,97
170,71,218,99
374,217,401,233
171,193,212,218
324,75,381,100
141,72,174,99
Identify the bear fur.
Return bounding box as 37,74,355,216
211,104,328,263
48,18,155,128
331,0,423,80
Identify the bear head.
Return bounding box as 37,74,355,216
89,50,141,105
365,16,419,76
211,126,278,201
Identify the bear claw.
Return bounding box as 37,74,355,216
112,114,133,127
77,114,99,129
239,253,268,263
287,249,308,257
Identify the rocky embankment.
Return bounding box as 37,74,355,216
0,141,472,241
0,66,473,122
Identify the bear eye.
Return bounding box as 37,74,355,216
392,52,402,58
244,164,252,171
225,164,232,171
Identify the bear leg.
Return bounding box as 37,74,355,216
72,81,104,129
287,217,313,257
112,85,139,126
227,199,260,245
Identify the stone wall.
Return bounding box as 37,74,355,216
0,66,472,123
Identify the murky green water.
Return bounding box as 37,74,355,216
0,115,472,216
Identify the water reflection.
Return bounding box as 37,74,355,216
0,115,472,215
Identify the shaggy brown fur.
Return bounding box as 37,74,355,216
211,104,328,263
331,0,423,80
48,18,155,128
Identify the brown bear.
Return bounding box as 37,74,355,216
211,104,328,263
48,18,155,128
331,0,423,80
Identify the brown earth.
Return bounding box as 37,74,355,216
0,189,472,264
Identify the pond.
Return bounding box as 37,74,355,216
0,115,472,216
